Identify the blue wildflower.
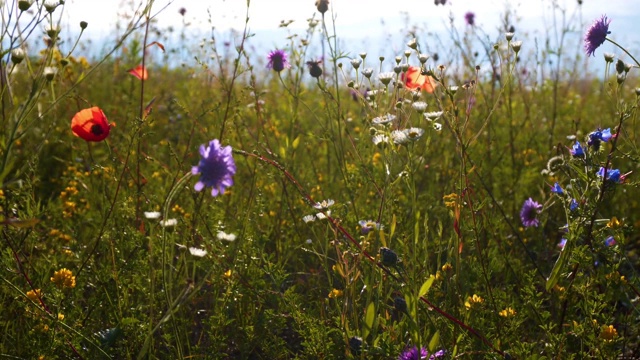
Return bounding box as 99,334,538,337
558,238,567,250
192,139,236,197
570,141,584,157
551,182,563,194
597,167,621,183
605,236,616,247
588,128,612,151
570,199,579,211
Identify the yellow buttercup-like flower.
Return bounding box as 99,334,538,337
26,289,42,302
50,268,76,289
328,289,343,298
600,325,618,341
499,307,517,317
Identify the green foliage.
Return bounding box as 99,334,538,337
1,0,639,359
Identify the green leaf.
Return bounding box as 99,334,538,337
546,238,573,291
418,275,435,298
362,302,375,340
428,330,440,353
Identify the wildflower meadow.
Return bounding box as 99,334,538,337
2,0,640,358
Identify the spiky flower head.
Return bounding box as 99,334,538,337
584,15,611,57
267,49,290,72
464,12,475,26
192,139,236,197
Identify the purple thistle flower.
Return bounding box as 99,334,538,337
597,167,621,183
267,49,290,72
551,182,563,195
570,141,584,157
398,347,446,360
192,139,236,197
464,12,475,26
520,198,542,227
584,15,611,57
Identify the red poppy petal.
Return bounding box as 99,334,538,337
127,65,148,80
71,106,110,142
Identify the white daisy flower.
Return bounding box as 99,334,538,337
377,72,395,85
216,231,237,242
411,101,428,113
391,130,409,144
313,199,335,210
371,113,396,125
144,211,162,219
372,134,389,146
404,127,425,141
160,219,178,227
303,215,316,223
188,247,207,257
424,111,444,121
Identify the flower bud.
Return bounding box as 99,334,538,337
380,247,398,266
44,1,58,13
11,48,25,64
350,58,362,69
418,53,429,64
394,56,402,64
603,53,614,63
315,0,329,14
615,59,625,74
511,40,522,53
407,38,417,50
18,0,32,11
505,32,515,41
359,52,367,59
80,21,88,29
44,67,57,81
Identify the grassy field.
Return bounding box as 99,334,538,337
1,1,640,359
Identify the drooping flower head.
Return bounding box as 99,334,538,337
71,106,111,142
464,12,475,26
584,15,611,57
127,64,148,80
520,197,542,227
267,49,290,72
192,139,236,197
401,66,437,93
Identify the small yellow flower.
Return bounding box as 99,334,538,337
441,262,452,272
443,193,458,208
26,289,42,302
600,324,618,341
606,217,622,229
50,268,76,289
0,189,4,199
465,294,484,309
499,307,516,317
223,269,232,278
57,313,65,321
328,289,343,298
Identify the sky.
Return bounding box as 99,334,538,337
60,0,640,73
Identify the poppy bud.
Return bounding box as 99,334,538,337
11,48,25,64
80,21,88,29
18,0,32,11
306,61,322,78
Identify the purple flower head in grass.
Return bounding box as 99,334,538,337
192,139,236,197
551,182,563,195
464,12,475,26
398,346,445,360
570,141,584,157
584,15,611,57
597,167,621,183
520,198,542,227
359,220,383,235
267,49,290,72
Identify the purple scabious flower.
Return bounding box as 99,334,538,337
597,167,621,183
464,12,475,26
267,49,290,72
398,347,445,360
192,139,236,197
520,198,542,227
584,15,611,57
551,182,563,194
570,141,584,157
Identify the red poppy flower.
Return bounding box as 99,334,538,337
401,66,437,93
127,64,148,80
71,107,111,142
